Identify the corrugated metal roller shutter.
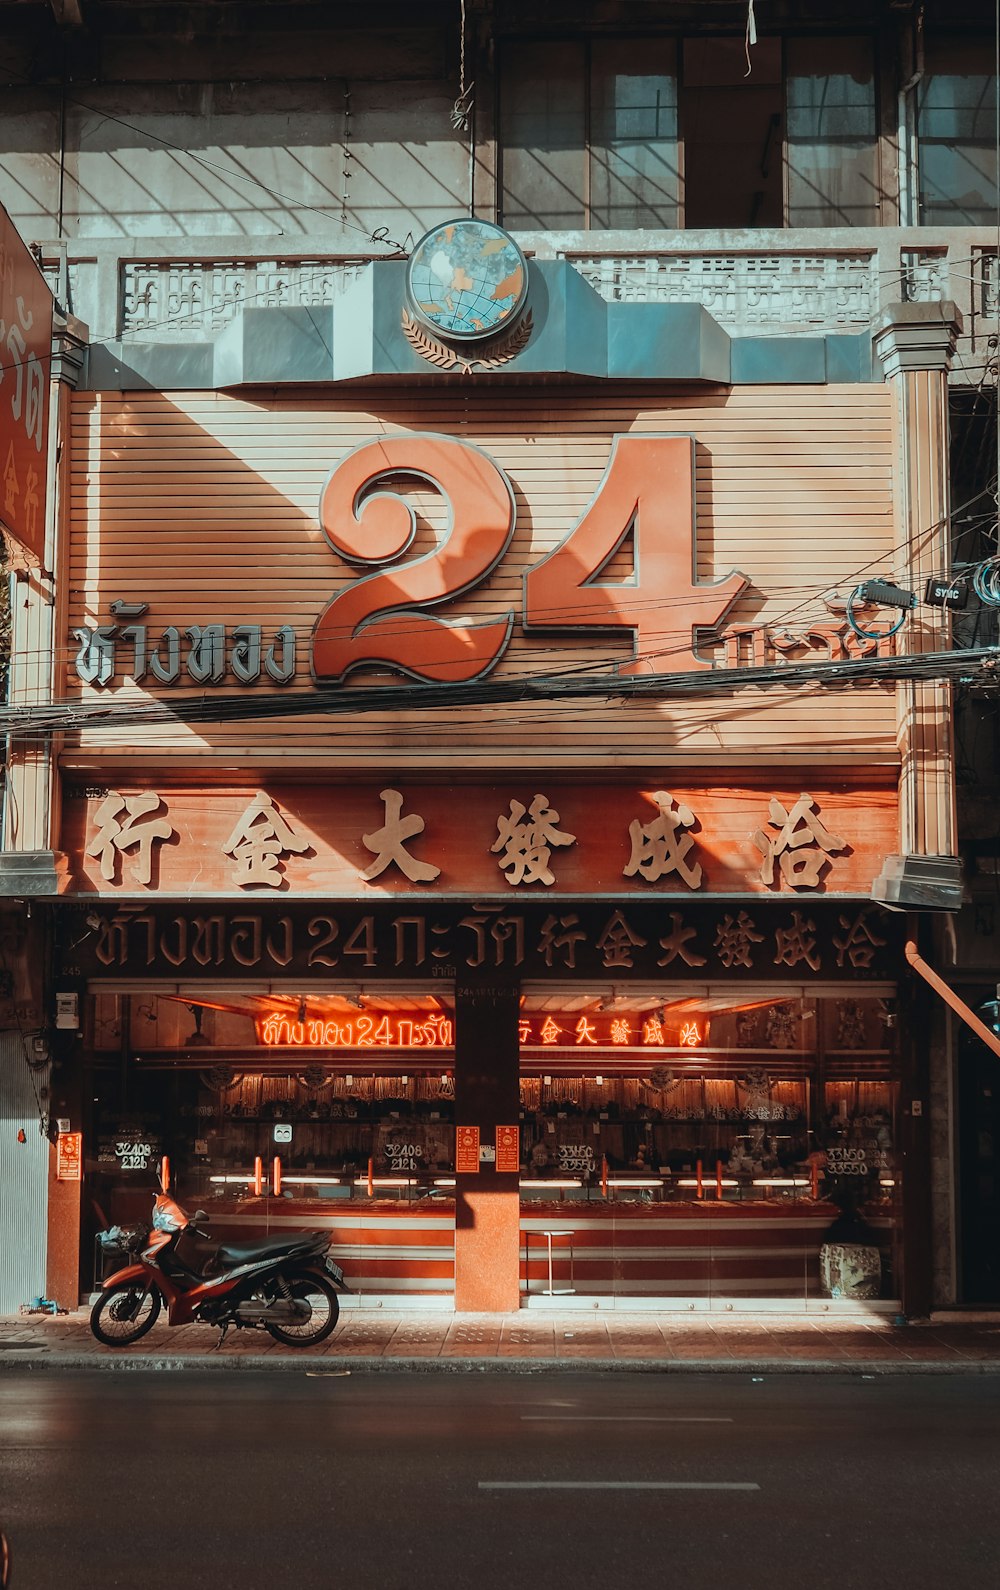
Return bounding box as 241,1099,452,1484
65,384,899,772
0,1036,49,1313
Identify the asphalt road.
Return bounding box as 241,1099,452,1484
1,1371,998,1589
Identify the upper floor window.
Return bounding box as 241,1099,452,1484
917,38,998,225
785,37,880,226
499,34,880,231
500,38,680,230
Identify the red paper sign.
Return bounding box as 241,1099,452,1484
455,1124,480,1175
0,202,53,566
496,1125,520,1174
56,1131,82,1181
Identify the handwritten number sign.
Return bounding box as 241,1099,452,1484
311,433,746,684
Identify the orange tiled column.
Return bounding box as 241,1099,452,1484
454,973,521,1311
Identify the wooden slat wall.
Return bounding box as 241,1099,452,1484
65,385,900,774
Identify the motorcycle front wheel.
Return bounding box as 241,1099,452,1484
266,1274,339,1347
90,1281,162,1346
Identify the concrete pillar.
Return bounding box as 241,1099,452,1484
871,301,963,912
453,972,521,1311
0,313,87,897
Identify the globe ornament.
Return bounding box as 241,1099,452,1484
404,217,532,373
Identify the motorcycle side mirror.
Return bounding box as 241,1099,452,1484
192,1211,209,1225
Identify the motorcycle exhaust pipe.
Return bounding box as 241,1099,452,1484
235,1301,304,1324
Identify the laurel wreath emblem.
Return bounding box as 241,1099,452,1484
402,307,533,374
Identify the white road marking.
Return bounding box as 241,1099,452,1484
520,1414,733,1423
479,1481,759,1491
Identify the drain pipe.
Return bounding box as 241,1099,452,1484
904,931,1000,1059
897,3,924,229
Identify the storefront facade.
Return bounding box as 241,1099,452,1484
8,244,956,1317
57,894,905,1310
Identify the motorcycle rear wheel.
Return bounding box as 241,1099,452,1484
266,1274,339,1347
90,1281,161,1346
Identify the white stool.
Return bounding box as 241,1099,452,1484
538,1228,575,1296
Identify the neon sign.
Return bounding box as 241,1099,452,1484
258,1012,453,1049
518,1013,708,1050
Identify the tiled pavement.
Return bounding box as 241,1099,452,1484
4,1309,1000,1372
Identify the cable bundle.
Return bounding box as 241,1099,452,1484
972,557,1000,607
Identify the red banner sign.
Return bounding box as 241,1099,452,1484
56,1132,83,1181
0,203,52,566
496,1125,520,1173
455,1125,480,1174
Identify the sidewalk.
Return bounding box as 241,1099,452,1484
4,1308,1000,1373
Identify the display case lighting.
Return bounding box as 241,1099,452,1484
519,1178,581,1189
677,1177,739,1188
751,1177,809,1187
606,1177,662,1188
433,1177,457,1187
352,1176,417,1187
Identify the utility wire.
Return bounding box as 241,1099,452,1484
2,646,996,743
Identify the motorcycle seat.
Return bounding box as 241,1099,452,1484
218,1231,327,1267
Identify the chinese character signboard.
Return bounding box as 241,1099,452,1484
60,781,896,900
60,898,898,984
0,202,52,567
56,1132,83,1181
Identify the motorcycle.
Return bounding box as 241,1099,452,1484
90,1190,350,1349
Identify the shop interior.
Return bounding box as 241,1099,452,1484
83,983,898,1214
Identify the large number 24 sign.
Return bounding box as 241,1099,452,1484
311,433,747,684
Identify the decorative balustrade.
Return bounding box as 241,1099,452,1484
567,250,879,331
35,230,999,383
120,257,370,339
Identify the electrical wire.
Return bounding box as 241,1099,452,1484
2,644,997,745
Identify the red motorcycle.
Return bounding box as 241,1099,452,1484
91,1191,349,1349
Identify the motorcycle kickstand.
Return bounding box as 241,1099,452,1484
212,1322,230,1351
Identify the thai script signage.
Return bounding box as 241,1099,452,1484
258,1011,454,1049
495,1126,520,1173
59,900,898,983
0,201,52,567
55,1131,82,1181
70,435,892,693
61,782,897,899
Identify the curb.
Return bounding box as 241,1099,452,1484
2,1352,1000,1375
